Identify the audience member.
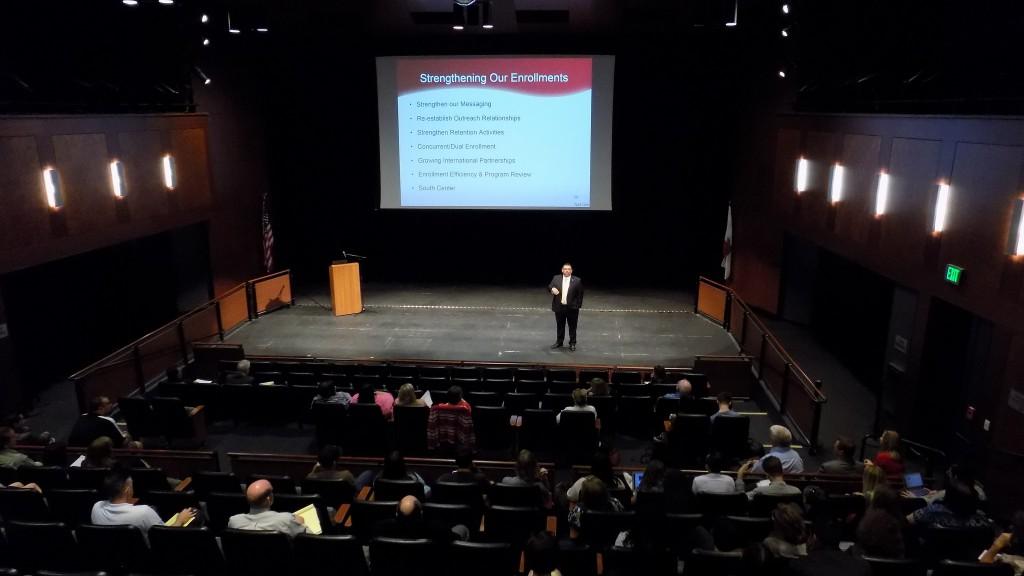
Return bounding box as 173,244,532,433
228,479,307,536
694,517,745,553
736,455,801,499
789,510,871,576
648,365,669,384
427,385,475,452
763,502,807,558
855,486,906,559
662,378,692,400
568,476,623,529
358,450,431,497
224,359,254,385
311,382,351,408
906,479,993,530
709,392,738,423
395,383,426,407
306,444,355,485
872,430,904,476
82,436,116,468
566,449,630,504
0,425,42,469
437,446,491,488
68,396,130,448
374,495,469,542
637,459,666,493
752,425,804,474
980,510,1024,575
662,468,690,512
819,436,863,475
557,388,598,424
915,461,988,504
859,462,887,503
693,452,737,495
500,449,552,508
2,413,52,446
526,531,563,576
91,469,195,535
585,377,610,397
352,383,395,421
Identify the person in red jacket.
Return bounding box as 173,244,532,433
872,430,905,476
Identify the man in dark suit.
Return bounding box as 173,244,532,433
548,263,584,351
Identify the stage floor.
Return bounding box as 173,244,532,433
225,283,738,367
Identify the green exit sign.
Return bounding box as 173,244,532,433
945,264,964,285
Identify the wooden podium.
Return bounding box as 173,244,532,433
329,262,362,316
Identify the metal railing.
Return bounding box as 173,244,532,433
696,276,827,451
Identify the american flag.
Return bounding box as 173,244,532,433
261,190,275,273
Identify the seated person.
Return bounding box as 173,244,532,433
790,512,870,575
585,377,610,397
91,468,195,534
763,502,808,559
68,396,130,448
859,462,887,503
437,446,491,488
500,449,552,508
374,495,469,542
855,486,906,559
872,430,905,476
310,382,351,408
819,436,863,475
693,452,737,495
557,388,598,424
636,459,666,493
82,436,116,468
647,365,669,385
306,444,355,485
352,383,395,421
395,383,426,408
568,476,623,530
0,425,42,469
752,425,804,474
427,386,475,452
2,413,52,446
356,450,431,498
709,392,738,423
525,530,562,576
566,449,631,504
661,378,692,400
906,479,994,530
735,455,801,499
228,479,307,536
980,510,1024,575
224,359,255,385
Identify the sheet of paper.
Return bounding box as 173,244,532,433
294,503,322,535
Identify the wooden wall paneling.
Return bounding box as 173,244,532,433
883,138,942,272
941,143,1024,299
170,128,212,212
835,134,881,244
52,133,115,236
801,131,837,232
117,130,167,221
0,136,48,252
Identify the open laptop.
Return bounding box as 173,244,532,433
903,472,929,498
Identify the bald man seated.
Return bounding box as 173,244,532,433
373,495,469,542
227,479,308,537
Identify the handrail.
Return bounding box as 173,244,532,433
248,269,291,284
696,276,827,451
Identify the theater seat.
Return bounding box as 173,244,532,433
504,392,539,415
727,515,773,545
424,502,479,536
46,489,97,526
374,478,425,502
369,537,433,576
204,491,249,532
451,541,517,576
191,471,242,497
127,467,168,496
300,477,355,509
750,492,803,516
490,483,544,508
6,521,80,573
350,499,399,543
694,492,748,516
148,525,225,576
484,506,545,549
933,560,1014,576
473,405,512,451
394,405,429,456
68,467,110,492
686,548,743,575
76,524,151,574
432,481,484,509
17,465,68,490
345,404,389,456
0,487,51,522
711,415,750,459
579,509,634,550
293,534,368,576
924,525,996,563
862,556,927,576
311,401,346,447
221,528,292,576
519,409,556,457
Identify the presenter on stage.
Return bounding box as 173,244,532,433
548,263,584,351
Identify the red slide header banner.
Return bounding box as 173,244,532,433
397,57,592,97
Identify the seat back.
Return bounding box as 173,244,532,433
484,506,545,548
711,415,750,458
490,483,544,508
76,523,150,573
221,528,293,576
579,509,635,550
727,515,773,545
301,477,355,508
466,391,502,407
128,467,168,496
862,556,928,576
293,534,369,576
45,489,97,526
148,525,225,576
69,467,110,492
504,392,539,415
519,409,556,456
192,471,242,497
474,405,511,451
924,525,996,562
451,541,517,576
615,396,654,438
588,395,616,431
17,465,68,490
541,394,573,411
432,481,484,508
687,548,744,575
6,520,79,572
558,410,597,464
750,492,803,516
345,404,388,456
350,499,399,542
423,502,480,535
369,537,433,576
117,396,157,438
394,405,430,456
934,560,1015,576
374,478,425,502
667,414,710,467
695,491,748,516
311,401,347,448
0,487,51,522
205,491,249,531
150,396,192,438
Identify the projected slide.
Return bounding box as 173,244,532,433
377,56,614,210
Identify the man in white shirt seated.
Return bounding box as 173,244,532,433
91,469,195,535
557,389,598,424
692,452,737,495
735,455,801,499
228,479,308,537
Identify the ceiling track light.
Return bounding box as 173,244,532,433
158,0,174,5
781,28,789,37
782,3,790,14
778,70,787,78
228,12,241,34
201,13,209,23
122,0,138,5
481,1,493,29
194,66,211,86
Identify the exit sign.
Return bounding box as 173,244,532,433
945,264,964,285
